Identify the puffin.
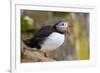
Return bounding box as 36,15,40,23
24,20,73,57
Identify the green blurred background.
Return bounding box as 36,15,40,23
21,10,89,61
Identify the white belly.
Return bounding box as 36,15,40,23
41,32,65,52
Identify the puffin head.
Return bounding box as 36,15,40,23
54,20,73,35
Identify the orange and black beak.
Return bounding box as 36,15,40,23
65,21,73,35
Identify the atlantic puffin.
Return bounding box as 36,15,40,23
24,20,72,57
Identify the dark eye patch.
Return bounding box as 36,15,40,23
62,24,64,25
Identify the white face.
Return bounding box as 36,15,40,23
56,21,68,33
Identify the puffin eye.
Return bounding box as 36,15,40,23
62,24,64,26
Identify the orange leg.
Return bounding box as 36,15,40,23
44,52,48,57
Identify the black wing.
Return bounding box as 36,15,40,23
32,26,55,43
25,26,55,49
34,26,55,40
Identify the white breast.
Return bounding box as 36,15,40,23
41,32,65,52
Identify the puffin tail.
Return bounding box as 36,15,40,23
23,39,32,47
23,38,40,51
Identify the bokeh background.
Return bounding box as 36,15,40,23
21,10,89,62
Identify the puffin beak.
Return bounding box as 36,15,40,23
65,22,73,35
65,26,71,35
